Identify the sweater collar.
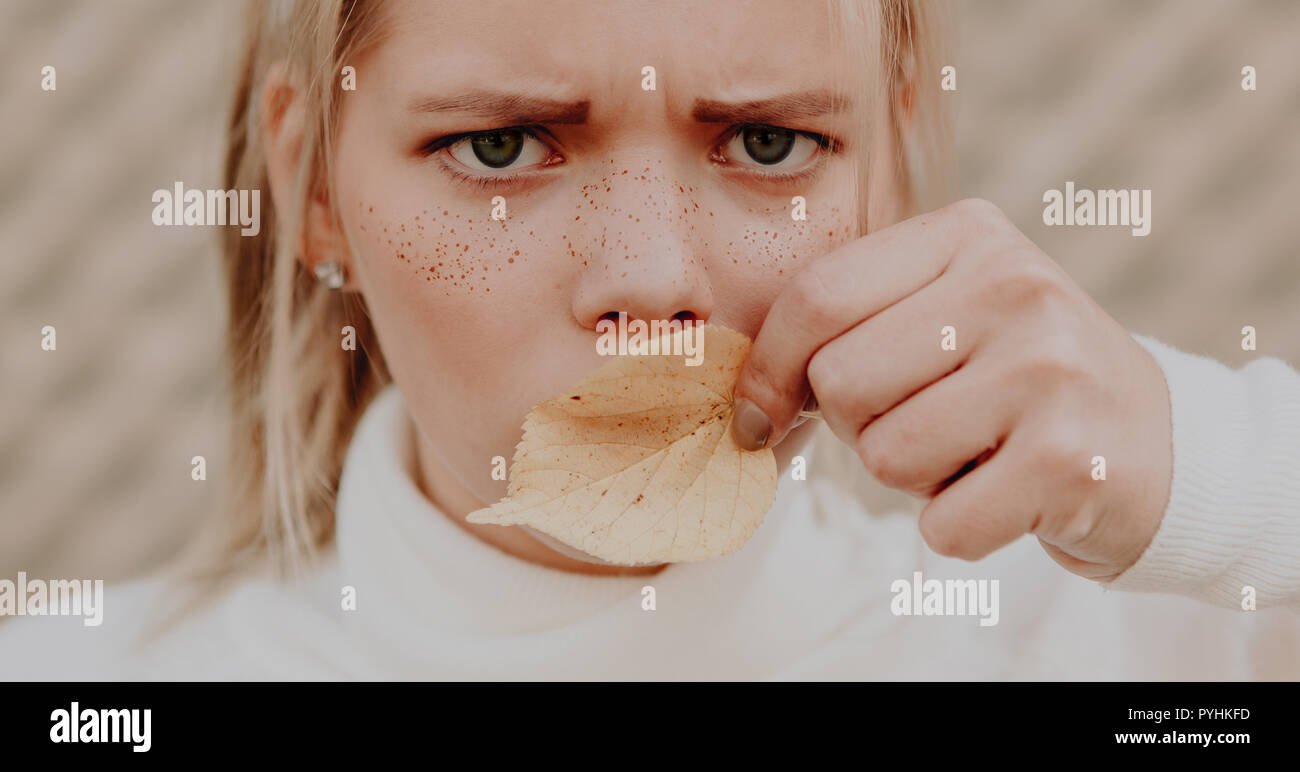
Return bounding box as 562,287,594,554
325,383,878,677
335,385,787,628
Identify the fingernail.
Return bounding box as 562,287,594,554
732,398,772,451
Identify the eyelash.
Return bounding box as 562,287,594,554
418,124,843,189
420,126,548,190
714,125,842,185
439,161,532,191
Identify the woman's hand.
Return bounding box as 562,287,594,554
732,198,1173,581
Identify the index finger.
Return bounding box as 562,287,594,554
730,201,971,451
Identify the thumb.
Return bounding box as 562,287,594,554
731,358,815,451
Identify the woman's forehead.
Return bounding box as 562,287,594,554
371,0,850,110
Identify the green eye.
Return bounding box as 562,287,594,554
469,130,525,168
741,126,797,164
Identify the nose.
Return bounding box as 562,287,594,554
571,164,713,330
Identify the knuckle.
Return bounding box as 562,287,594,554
1021,343,1091,392
1057,507,1102,549
918,508,965,558
981,255,1069,315
806,345,848,407
858,418,926,491
1008,324,1093,394
856,429,901,487
1032,418,1093,479
951,197,1010,234
789,266,841,333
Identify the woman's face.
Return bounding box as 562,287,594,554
331,0,878,551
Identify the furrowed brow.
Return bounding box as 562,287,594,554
690,91,850,124
408,90,590,124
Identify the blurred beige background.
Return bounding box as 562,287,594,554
2,0,1297,583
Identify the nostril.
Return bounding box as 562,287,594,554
597,310,700,327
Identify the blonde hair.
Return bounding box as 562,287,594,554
218,0,954,578
220,0,390,579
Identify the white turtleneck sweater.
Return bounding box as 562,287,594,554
2,334,1298,680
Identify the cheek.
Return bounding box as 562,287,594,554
709,199,858,336
353,202,546,301
344,199,555,503
727,204,855,274
348,196,571,379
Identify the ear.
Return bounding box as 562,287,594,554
893,45,917,133
261,63,355,290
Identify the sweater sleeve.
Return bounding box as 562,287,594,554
1101,333,1300,613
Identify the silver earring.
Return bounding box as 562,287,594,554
314,261,345,290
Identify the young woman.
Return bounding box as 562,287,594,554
3,0,1297,679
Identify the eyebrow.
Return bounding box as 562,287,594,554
691,91,851,124
407,88,851,127
408,90,590,124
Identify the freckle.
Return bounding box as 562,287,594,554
443,210,449,216
508,257,514,263
368,206,373,213
513,250,519,255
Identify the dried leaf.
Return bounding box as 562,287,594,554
466,324,778,565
